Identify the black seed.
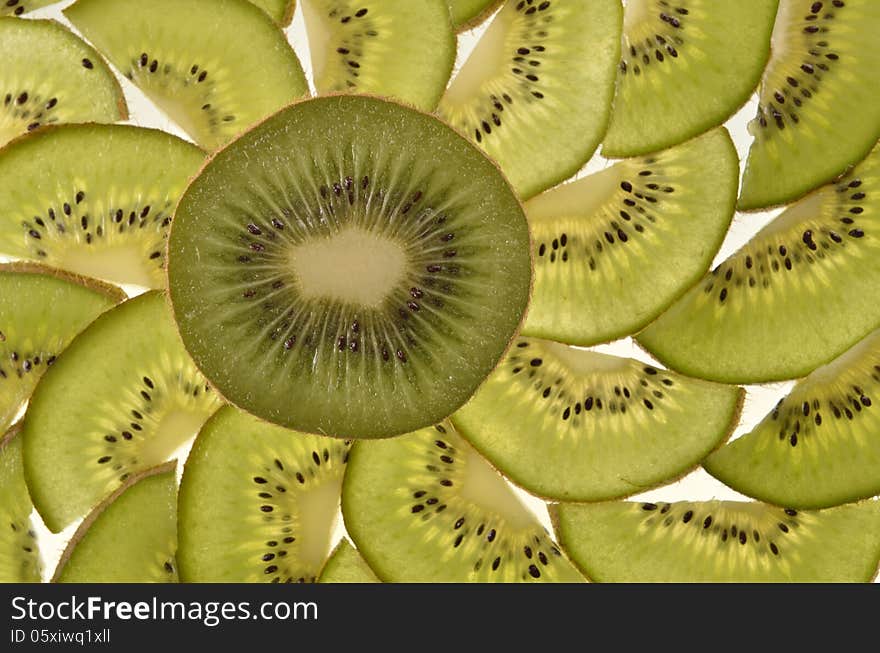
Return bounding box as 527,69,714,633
682,510,693,523
642,503,657,511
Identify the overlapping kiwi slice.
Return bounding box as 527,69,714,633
448,0,502,31
65,0,308,151
0,426,41,583
439,0,622,199
0,125,204,288
523,128,737,346
0,1,58,17
739,0,880,210
638,142,880,383
251,0,296,25
553,499,880,582
0,17,126,147
318,540,378,583
168,95,531,438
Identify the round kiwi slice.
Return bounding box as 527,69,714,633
1,1,58,17
0,17,126,148
168,95,531,438
738,0,880,211
65,0,308,151
552,499,880,582
452,337,744,502
53,462,178,583
178,406,349,583
0,426,41,583
300,0,456,111
637,142,880,384
438,0,622,199
448,0,502,31
0,124,205,288
250,0,296,25
22,291,223,533
522,127,738,346
343,422,585,582
601,0,778,159
318,539,379,583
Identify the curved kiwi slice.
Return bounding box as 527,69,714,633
22,291,223,533
553,499,880,582
178,406,349,583
318,540,378,583
452,337,743,502
638,143,880,383
0,426,41,583
601,0,777,158
53,462,178,583
301,0,455,111
168,95,531,438
523,128,738,346
0,17,126,147
1,1,58,17
438,0,622,199
343,422,585,582
448,0,502,30
738,0,880,210
65,0,308,151
0,125,205,288
250,0,296,25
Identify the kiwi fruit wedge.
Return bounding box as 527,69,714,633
553,499,880,582
738,0,880,211
318,539,379,583
168,95,531,438
448,0,502,31
250,0,296,25
0,426,41,583
65,0,308,151
53,462,178,583
0,125,205,288
601,0,778,158
638,142,880,384
523,127,738,346
438,0,622,199
0,17,126,148
300,0,456,111
452,337,743,502
22,291,223,533
178,406,349,583
1,1,58,17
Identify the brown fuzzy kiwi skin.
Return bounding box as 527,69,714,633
1,422,22,451
280,0,296,27
453,0,503,33
0,260,128,304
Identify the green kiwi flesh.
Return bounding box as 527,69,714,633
738,0,880,210
1,1,58,17
438,0,622,199
168,95,531,438
250,0,296,25
178,406,349,583
523,127,737,346
0,125,205,288
0,427,41,583
65,0,308,151
638,143,880,383
452,337,743,502
343,422,585,582
318,539,379,583
53,462,178,583
0,17,126,147
553,499,880,582
448,0,502,31
301,0,456,111
22,291,223,533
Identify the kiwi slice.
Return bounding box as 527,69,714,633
638,143,880,383
53,462,178,583
738,0,880,210
318,540,379,583
0,262,124,434
301,0,455,111
22,291,223,533
523,128,738,346
438,0,622,199
0,125,205,288
65,0,308,151
601,0,778,158
178,406,348,583
0,17,126,147
0,426,41,583
250,0,296,25
168,95,531,438
1,1,58,17
448,0,502,31
552,499,880,582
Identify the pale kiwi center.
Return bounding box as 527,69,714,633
622,0,655,36
525,164,622,223
300,0,332,81
136,408,210,467
295,475,343,572
57,244,156,288
442,6,508,106
458,444,535,531
540,339,631,375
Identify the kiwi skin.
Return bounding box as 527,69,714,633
1,260,128,304
453,0,502,32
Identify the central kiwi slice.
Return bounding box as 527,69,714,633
318,540,379,583
168,95,532,438
0,426,41,583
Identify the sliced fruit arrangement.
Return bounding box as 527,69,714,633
300,0,455,111
53,462,178,583
739,0,880,210
0,17,126,147
448,0,502,31
1,1,58,17
638,142,880,384
251,0,296,25
0,426,41,583
553,499,880,582
178,406,349,583
65,0,308,151
318,539,379,583
22,291,223,533
0,125,205,288
439,0,622,199
602,0,778,158
523,127,737,345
